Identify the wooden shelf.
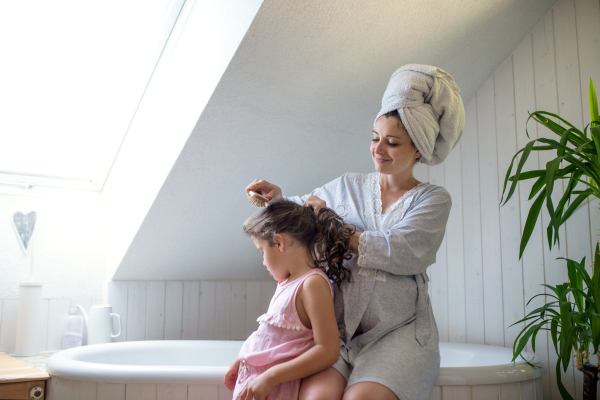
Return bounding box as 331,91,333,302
0,353,49,399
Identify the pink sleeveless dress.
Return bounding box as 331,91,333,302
233,269,334,400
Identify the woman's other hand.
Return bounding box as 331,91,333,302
224,357,240,391
246,179,282,201
304,195,326,214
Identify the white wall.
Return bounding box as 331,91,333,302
424,1,600,399
0,192,106,300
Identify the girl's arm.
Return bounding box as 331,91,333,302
239,275,339,400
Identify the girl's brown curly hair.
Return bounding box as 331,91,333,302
243,199,355,286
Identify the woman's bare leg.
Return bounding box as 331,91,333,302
343,382,398,400
299,367,346,400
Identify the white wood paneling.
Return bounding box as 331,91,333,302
245,281,262,338
0,299,17,353
157,384,187,400
108,281,129,343
215,282,232,339
126,384,156,400
441,386,471,400
462,98,485,344
494,56,526,349
199,281,216,340
182,281,200,340
520,380,536,399
512,31,552,398
499,382,520,400
554,3,592,398
165,281,183,340
146,281,166,340
127,281,147,341
46,298,71,351
97,383,126,400
230,281,246,340
427,386,442,400
532,11,574,399
39,298,49,351
444,143,466,343
217,385,233,400
478,77,505,347
73,381,98,400
428,164,448,342
260,281,276,314
472,385,498,400
48,377,74,400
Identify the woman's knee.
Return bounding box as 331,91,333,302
299,367,346,400
342,382,399,400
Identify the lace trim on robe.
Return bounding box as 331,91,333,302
357,173,429,281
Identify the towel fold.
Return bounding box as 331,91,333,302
375,64,465,166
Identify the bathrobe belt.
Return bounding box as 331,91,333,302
415,271,431,346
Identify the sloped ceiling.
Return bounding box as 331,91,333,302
113,0,558,280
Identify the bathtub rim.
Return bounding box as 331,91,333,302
46,340,546,386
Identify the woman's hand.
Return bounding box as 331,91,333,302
304,195,326,214
239,372,276,400
224,357,240,391
246,179,282,201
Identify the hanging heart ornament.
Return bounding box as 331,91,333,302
13,211,36,250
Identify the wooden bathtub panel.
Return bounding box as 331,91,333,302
442,386,471,400
97,382,125,400
534,378,544,399
499,382,520,399
188,384,218,400
157,384,187,400
73,380,97,399
472,384,498,399
520,380,535,399
126,383,156,400
217,385,233,400
47,377,74,400
427,385,441,400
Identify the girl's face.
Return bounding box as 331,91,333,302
371,116,420,175
252,236,290,281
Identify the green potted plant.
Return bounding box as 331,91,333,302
501,78,600,400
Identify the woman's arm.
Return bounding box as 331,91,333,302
358,187,452,276
239,276,339,400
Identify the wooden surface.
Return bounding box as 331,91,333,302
0,380,45,400
0,353,49,383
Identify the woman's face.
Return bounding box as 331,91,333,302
371,116,420,175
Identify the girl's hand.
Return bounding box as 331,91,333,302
224,357,240,391
240,373,276,400
246,179,282,201
304,195,326,214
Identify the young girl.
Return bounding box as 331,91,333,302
224,199,355,400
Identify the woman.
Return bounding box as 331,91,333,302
246,64,465,400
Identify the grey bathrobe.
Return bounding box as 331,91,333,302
287,172,451,400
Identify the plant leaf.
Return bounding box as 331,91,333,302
520,190,546,259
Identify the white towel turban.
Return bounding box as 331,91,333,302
375,64,465,166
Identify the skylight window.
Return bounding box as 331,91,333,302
0,0,185,191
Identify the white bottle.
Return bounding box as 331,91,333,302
63,309,83,349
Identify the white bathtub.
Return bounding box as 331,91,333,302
46,340,546,400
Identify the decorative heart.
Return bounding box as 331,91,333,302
13,211,36,250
